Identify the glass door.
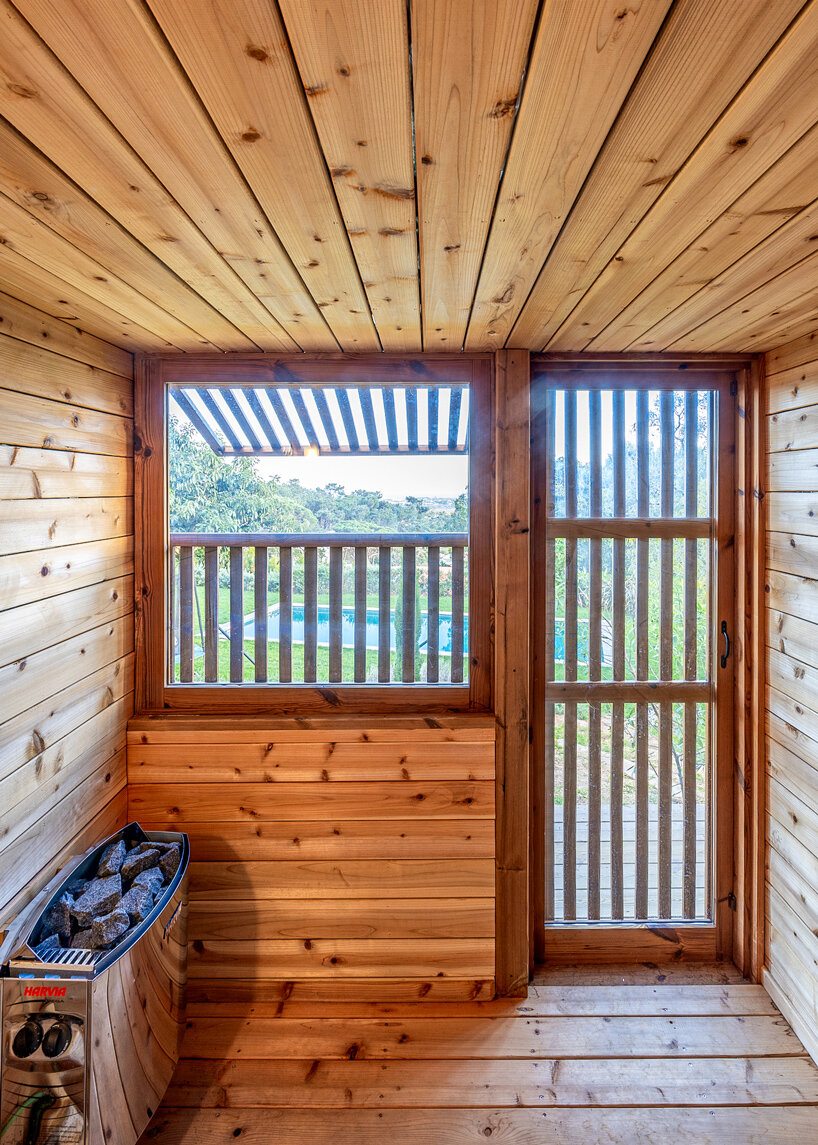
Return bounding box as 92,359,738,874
531,367,735,961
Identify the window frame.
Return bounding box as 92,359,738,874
134,353,494,714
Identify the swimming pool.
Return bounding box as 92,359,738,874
241,603,469,654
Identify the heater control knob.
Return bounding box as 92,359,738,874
42,1019,72,1058
12,1019,43,1058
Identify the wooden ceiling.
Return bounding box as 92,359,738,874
0,0,816,355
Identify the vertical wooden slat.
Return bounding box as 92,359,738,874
329,545,342,683
448,386,463,450
611,389,626,920
279,546,292,684
427,545,440,683
587,389,602,921
543,389,556,927
378,546,391,682
354,545,367,683
310,387,340,451
659,388,675,918
684,389,698,918
563,388,578,922
357,387,379,451
402,545,416,683
406,387,418,451
335,387,360,451
635,390,650,919
266,388,301,451
179,544,193,683
451,545,465,684
204,544,218,683
382,387,399,451
304,546,317,682
229,545,243,683
254,546,268,683
428,387,439,452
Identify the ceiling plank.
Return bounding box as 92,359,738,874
626,200,818,351
511,0,806,351
591,123,818,351
279,0,418,351
462,0,673,351
0,190,216,349
0,241,174,351
143,0,380,351
8,0,341,350
0,289,133,377
412,0,539,350
669,250,818,351
0,119,259,352
549,1,818,350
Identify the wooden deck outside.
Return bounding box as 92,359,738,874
142,967,818,1143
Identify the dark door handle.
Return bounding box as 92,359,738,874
720,622,730,669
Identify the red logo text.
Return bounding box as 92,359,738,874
23,986,67,998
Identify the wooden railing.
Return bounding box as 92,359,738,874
169,533,468,686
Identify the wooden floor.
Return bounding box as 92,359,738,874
141,965,818,1143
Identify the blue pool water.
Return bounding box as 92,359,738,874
242,604,469,654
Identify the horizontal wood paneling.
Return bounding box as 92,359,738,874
764,333,818,1066
127,717,496,993
0,296,132,924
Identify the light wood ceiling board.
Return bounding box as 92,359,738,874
713,304,818,355
0,190,215,349
766,330,818,375
0,290,133,377
412,0,538,349
669,250,818,351
550,2,818,351
624,199,818,351
0,1,300,352
0,239,173,351
590,123,818,351
279,0,418,349
0,119,259,352
511,0,806,350
144,0,378,351
463,0,671,351
10,0,338,351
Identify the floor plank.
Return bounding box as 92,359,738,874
143,977,818,1144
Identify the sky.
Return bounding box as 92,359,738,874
256,452,468,500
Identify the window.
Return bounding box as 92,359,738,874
135,356,493,712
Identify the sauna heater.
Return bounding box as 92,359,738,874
0,823,189,1145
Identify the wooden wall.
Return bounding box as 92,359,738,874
0,292,133,926
127,716,496,999
763,329,818,1063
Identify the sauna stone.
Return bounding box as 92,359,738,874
159,845,182,881
97,839,127,877
119,884,154,924
132,868,164,896
120,847,160,881
43,893,73,942
70,874,123,928
91,907,130,949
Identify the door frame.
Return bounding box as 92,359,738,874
529,354,760,969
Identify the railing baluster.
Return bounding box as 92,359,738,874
354,546,367,682
169,546,178,682
564,389,578,922
254,546,268,683
451,545,465,683
543,389,556,924
179,545,194,683
635,390,650,919
204,545,218,682
427,545,439,683
659,389,675,918
684,389,698,918
329,546,342,683
229,546,243,683
402,545,415,682
588,389,602,921
378,546,391,682
279,546,292,683
611,389,626,921
304,546,318,682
